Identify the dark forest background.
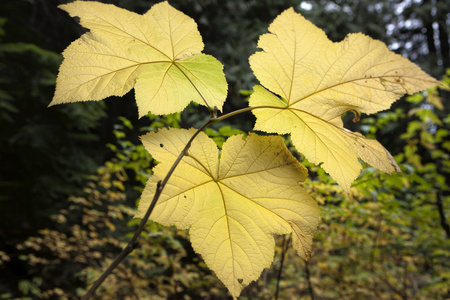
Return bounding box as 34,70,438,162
0,0,449,299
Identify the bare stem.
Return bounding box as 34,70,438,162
81,112,216,300
305,260,315,300
275,235,291,300
213,105,282,123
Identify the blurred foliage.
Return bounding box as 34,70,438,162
4,72,449,299
0,11,108,244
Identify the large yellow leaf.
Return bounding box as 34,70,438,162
249,8,440,192
50,1,227,117
135,128,320,298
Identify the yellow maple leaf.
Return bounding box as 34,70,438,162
249,8,440,192
135,128,320,298
50,1,227,117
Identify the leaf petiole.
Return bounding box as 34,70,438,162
214,105,284,122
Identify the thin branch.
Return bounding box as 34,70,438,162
81,111,217,300
436,190,450,239
305,260,315,300
275,235,291,300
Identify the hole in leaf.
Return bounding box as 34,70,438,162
160,143,164,148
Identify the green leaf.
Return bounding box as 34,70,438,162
50,1,227,117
